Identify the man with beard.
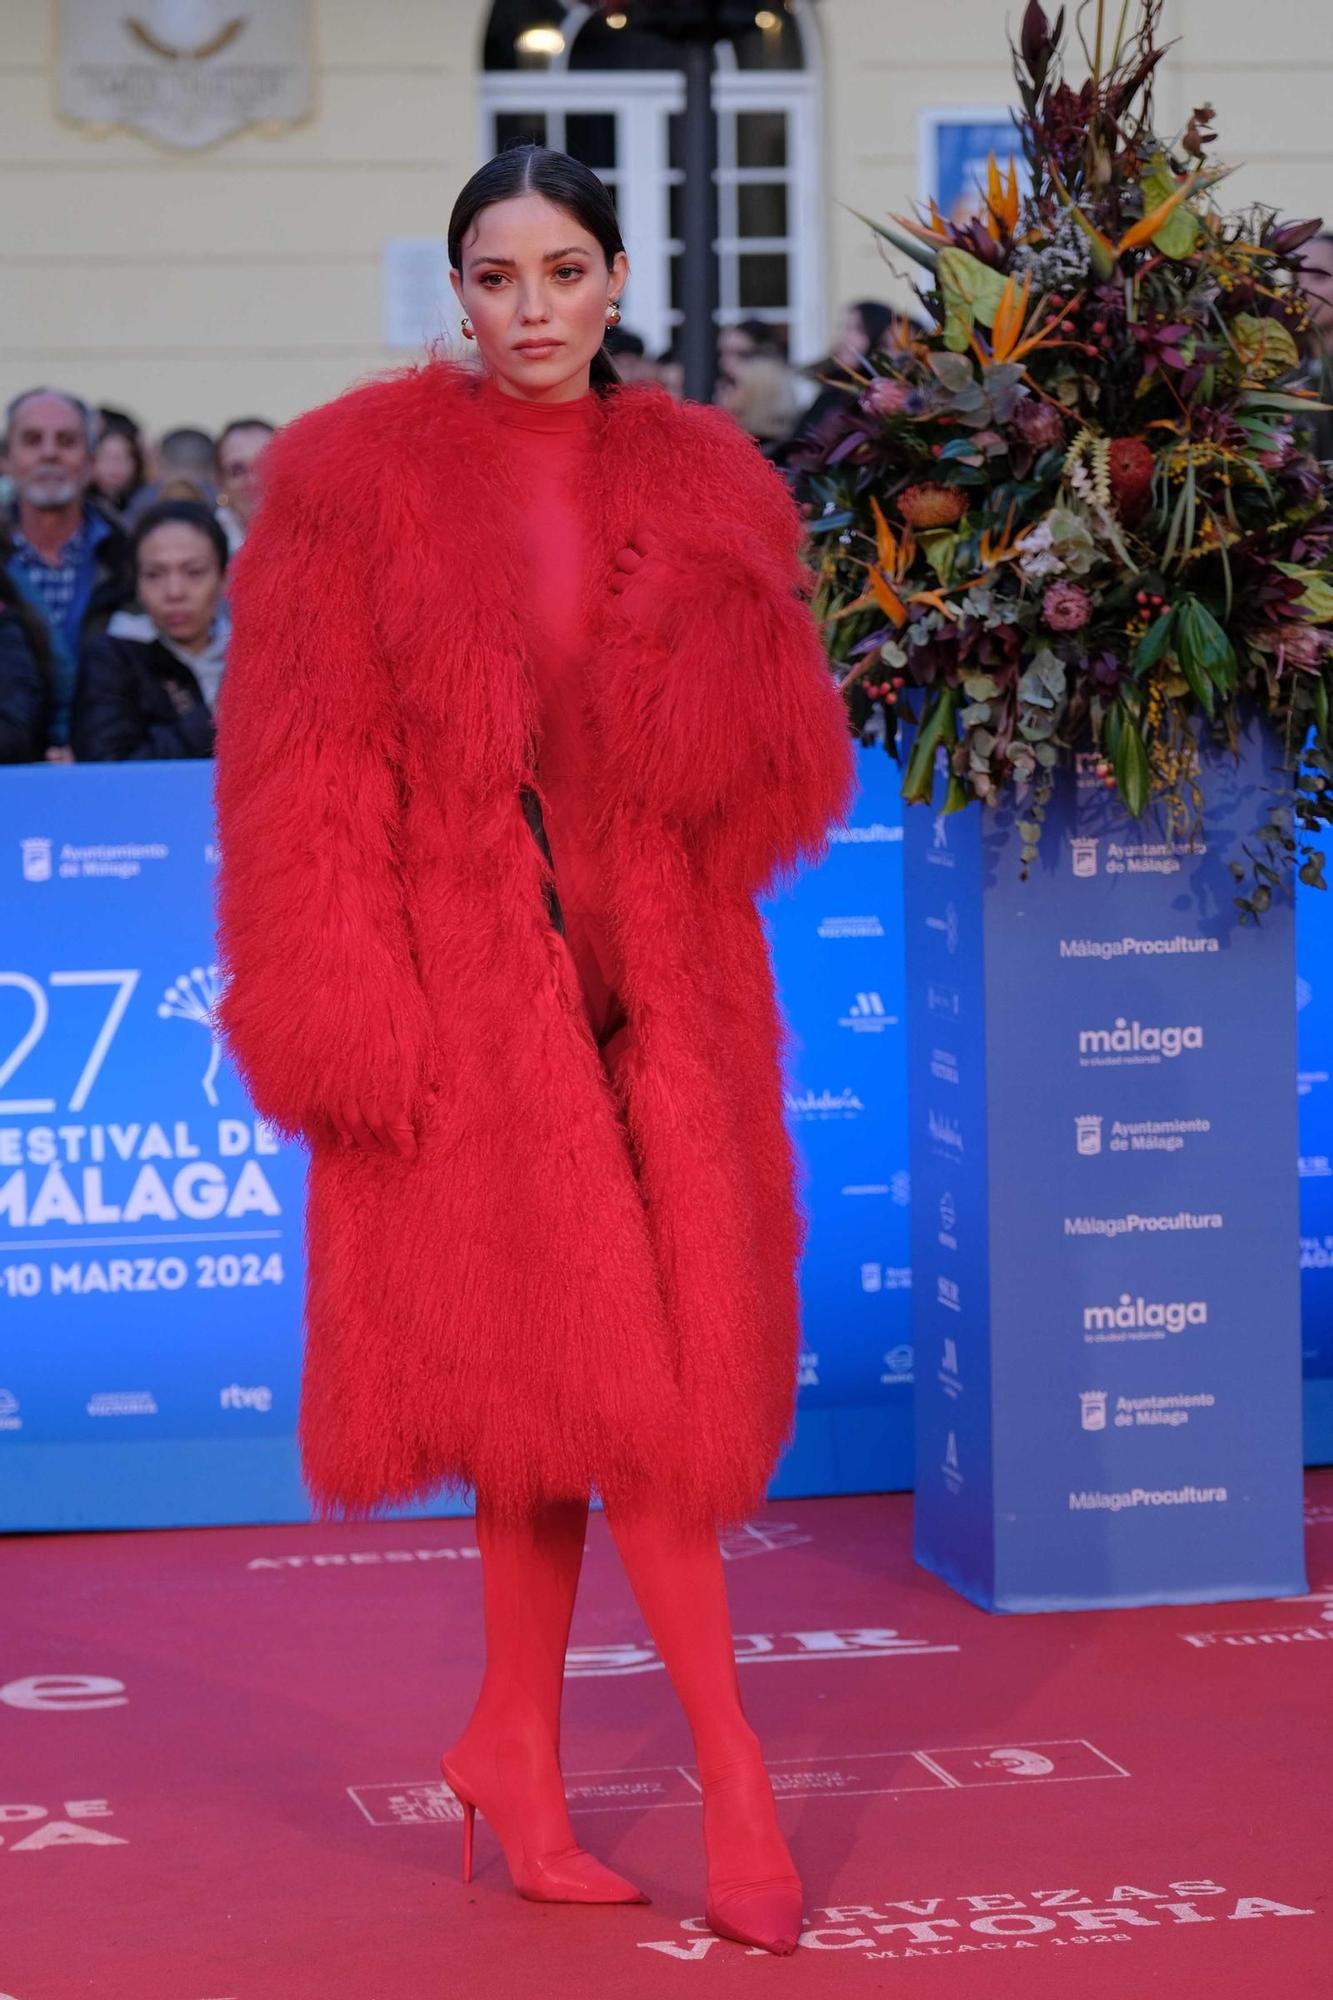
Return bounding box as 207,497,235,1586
1,388,133,759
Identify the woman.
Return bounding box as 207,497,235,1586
90,410,147,523
213,146,854,1954
73,499,226,760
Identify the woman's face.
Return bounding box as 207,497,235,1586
834,306,868,367
450,191,628,403
137,523,223,652
94,430,137,500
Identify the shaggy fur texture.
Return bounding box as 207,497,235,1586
213,360,856,1526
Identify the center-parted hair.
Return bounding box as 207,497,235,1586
447,145,624,393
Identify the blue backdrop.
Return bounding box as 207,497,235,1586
0,756,1326,1529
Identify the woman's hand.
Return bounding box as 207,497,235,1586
323,1091,419,1160
609,529,685,648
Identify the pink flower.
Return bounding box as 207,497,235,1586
861,376,913,418
1010,397,1066,450
1042,581,1092,631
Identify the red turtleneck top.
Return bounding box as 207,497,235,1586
481,375,627,1061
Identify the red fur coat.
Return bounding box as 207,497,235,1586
213,360,856,1526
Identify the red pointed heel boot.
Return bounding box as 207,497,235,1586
700,1754,803,1956
440,1729,648,1905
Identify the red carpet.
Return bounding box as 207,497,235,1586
4,1477,1331,1998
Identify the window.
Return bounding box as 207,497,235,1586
479,2,822,363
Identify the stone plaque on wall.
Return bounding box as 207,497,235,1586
59,1,312,150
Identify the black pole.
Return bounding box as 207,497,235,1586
679,31,719,404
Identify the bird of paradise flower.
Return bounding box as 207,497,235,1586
157,964,224,1106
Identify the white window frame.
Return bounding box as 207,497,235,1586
478,3,824,364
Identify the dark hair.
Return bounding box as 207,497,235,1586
93,410,146,495
447,145,623,394
850,300,896,357
603,326,645,360
157,427,217,473
217,417,276,459
130,499,229,575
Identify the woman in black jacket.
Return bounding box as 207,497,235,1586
0,586,51,762
73,499,228,761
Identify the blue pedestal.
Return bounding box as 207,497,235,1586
904,730,1308,1611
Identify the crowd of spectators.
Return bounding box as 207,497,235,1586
6,253,1329,768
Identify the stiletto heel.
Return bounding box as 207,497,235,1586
699,1755,803,1956
439,1744,648,1905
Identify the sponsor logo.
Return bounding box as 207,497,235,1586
1096,1116,1213,1154
798,1349,819,1386
220,1383,273,1412
927,815,955,868
880,1343,914,1385
0,1387,20,1432
1077,1018,1204,1067
20,836,53,882
1076,1114,1103,1156
861,1264,911,1294
937,1275,960,1313
818,914,885,939
927,982,960,1018
928,1109,964,1154
838,991,896,1033
561,1628,963,1680
85,1390,158,1417
938,1190,957,1249
784,1087,865,1121
1300,1155,1333,1179
1300,1234,1333,1270
1070,1484,1228,1511
941,1431,963,1492
0,1674,127,1711
1297,976,1313,1012
1101,838,1199,877
1298,1070,1328,1098
929,1047,960,1085
20,839,170,883
891,1170,911,1206
1064,1211,1223,1238
1083,1294,1208,1341
1110,1392,1216,1429
1059,934,1220,960
1071,837,1099,877
925,903,961,953
827,821,903,845
1182,1589,1333,1648
246,1546,481,1571
940,1337,962,1399
1080,1390,1108,1432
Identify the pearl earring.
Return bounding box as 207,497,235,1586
461,316,475,339
606,300,621,326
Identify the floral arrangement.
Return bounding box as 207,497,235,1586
800,0,1333,914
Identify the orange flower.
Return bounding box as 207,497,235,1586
898,483,968,528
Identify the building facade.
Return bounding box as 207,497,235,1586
2,0,1328,433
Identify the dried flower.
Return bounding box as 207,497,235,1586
1010,397,1066,450
1042,580,1092,630
1107,437,1156,522
898,482,968,528
861,377,914,418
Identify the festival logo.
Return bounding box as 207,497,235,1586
158,963,225,1104
941,1430,963,1492
1080,1389,1108,1431
880,1343,914,1386
838,991,895,1032
0,1388,21,1432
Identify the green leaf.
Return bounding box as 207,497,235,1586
920,530,960,585
936,248,1011,352
962,674,1001,700
1230,313,1301,381
902,687,958,805
1113,712,1151,817
1180,598,1237,690
1140,153,1201,260
1134,608,1176,673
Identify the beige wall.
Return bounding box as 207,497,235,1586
3,0,1330,438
